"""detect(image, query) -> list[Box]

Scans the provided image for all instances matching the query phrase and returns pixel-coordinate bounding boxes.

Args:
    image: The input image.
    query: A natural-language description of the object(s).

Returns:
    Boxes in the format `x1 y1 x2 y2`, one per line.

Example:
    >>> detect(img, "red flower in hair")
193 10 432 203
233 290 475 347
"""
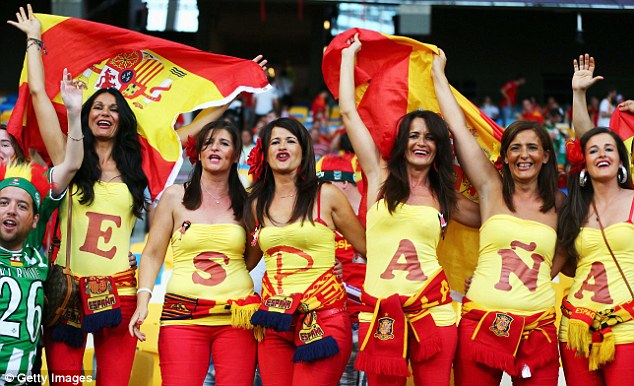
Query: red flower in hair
185 135 197 164
247 138 264 181
566 138 585 173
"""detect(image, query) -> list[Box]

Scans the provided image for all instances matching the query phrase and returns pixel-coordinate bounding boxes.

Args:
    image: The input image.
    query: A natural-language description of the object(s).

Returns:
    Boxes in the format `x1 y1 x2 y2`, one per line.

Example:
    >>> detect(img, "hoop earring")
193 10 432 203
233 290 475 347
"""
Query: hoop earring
579 169 588 187
433 161 439 173
618 165 628 184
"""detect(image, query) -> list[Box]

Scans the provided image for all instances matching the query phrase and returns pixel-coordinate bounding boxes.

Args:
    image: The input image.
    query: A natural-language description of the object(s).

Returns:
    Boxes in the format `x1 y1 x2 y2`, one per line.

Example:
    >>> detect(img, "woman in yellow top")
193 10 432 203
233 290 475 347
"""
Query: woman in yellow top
339 35 479 386
245 117 365 386
556 54 634 386
432 50 565 386
129 121 260 386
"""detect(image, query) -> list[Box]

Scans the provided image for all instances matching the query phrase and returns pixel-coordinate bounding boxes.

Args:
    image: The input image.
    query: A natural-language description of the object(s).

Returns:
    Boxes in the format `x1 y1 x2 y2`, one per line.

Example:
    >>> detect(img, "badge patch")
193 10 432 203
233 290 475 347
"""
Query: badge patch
374 315 395 341
489 312 514 337
264 295 295 311
298 311 325 343
80 276 119 314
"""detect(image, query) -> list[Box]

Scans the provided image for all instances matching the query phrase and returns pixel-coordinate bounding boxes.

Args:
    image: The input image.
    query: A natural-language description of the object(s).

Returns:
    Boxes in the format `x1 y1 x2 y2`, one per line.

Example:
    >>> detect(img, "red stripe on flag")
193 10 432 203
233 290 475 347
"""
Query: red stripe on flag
139 135 178 198
478 105 504 141
610 109 634 142
32 17 267 97
323 29 412 158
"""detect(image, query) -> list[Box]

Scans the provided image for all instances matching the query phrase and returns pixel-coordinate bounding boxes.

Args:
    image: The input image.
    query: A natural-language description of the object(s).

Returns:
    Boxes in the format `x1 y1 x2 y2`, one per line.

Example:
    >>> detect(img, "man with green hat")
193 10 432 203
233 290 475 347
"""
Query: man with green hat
0 175 49 385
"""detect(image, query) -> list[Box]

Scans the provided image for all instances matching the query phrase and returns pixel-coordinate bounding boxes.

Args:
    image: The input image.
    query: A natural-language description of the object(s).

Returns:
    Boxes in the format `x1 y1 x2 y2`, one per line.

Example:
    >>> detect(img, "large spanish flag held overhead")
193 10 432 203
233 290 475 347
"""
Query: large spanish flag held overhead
8 14 269 200
322 28 505 294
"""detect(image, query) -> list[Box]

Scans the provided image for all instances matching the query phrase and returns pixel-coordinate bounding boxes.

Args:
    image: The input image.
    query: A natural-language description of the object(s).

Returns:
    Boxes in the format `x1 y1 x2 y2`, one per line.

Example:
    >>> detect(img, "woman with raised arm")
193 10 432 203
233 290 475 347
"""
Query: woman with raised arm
556 56 634 386
0 67 85 385
432 50 564 386
11 5 147 385
129 121 260 386
245 117 365 386
339 35 479 386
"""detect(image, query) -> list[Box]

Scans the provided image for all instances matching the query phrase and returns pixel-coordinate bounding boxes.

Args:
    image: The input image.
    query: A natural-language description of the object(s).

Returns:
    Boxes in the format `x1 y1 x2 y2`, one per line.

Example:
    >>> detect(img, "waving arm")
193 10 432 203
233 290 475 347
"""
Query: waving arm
50 69 85 196
338 34 383 204
571 54 603 137
431 49 501 215
8 5 66 165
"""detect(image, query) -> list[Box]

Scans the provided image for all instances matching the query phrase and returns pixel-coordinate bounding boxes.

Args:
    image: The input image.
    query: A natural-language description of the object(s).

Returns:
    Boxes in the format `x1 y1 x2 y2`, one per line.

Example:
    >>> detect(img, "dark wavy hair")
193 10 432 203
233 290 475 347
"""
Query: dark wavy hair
379 110 457 220
73 88 147 218
246 117 320 227
183 121 246 221
500 120 558 213
558 127 632 261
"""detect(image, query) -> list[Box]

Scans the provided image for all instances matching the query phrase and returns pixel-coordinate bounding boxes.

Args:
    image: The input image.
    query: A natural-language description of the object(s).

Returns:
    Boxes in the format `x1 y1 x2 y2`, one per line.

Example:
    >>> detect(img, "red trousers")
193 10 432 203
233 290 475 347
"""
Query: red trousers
358 321 457 386
159 324 257 386
258 310 352 386
560 342 634 386
454 317 559 386
44 295 137 386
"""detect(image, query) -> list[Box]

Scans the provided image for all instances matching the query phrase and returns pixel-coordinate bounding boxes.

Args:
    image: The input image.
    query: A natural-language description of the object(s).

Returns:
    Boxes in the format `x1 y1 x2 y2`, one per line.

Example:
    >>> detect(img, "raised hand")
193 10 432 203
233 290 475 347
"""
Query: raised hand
60 68 86 115
7 4 41 39
572 53 603 92
253 55 268 72
618 100 634 113
432 48 447 74
342 33 362 58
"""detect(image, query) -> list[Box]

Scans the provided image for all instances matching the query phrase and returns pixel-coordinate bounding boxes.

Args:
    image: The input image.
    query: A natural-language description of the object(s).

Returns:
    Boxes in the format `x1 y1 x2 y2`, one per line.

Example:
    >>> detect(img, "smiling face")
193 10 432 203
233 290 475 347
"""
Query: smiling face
405 118 436 169
267 126 302 174
0 186 38 250
88 92 120 140
504 129 549 183
585 132 621 183
199 128 236 174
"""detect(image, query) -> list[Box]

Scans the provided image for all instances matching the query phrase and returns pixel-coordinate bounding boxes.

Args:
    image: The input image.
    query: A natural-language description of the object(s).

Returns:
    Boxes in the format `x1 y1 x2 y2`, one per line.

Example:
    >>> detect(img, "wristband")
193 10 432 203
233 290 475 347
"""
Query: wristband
26 37 47 54
136 287 153 297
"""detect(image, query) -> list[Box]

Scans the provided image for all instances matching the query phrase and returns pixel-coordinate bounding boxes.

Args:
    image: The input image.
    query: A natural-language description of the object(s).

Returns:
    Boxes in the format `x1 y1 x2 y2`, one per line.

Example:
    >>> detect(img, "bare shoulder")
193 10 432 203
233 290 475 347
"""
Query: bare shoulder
320 182 345 204
158 184 185 206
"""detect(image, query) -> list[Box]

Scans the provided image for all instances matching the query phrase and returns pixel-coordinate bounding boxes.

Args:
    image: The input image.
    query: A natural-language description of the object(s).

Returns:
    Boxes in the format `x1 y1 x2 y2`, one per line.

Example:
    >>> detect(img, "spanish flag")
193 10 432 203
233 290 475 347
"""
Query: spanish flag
611 109 634 156
322 28 504 294
7 14 269 200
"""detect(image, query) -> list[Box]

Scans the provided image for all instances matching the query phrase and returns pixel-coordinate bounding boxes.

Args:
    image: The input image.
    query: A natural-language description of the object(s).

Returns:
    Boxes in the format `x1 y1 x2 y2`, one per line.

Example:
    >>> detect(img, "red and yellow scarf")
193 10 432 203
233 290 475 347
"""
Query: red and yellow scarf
356 270 451 377
251 267 347 362
161 292 262 338
461 300 557 376
562 296 634 370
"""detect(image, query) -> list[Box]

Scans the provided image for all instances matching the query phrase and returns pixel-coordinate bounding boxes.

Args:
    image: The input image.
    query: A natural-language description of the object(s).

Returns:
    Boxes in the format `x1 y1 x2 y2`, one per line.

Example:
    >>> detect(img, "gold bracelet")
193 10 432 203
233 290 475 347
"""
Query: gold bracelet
68 134 84 141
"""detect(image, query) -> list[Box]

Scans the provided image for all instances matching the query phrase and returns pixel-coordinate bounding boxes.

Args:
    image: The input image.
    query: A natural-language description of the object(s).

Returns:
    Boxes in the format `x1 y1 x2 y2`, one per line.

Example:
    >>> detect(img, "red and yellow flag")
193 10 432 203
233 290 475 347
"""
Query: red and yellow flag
322 28 505 293
8 14 269 200
610 109 634 156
